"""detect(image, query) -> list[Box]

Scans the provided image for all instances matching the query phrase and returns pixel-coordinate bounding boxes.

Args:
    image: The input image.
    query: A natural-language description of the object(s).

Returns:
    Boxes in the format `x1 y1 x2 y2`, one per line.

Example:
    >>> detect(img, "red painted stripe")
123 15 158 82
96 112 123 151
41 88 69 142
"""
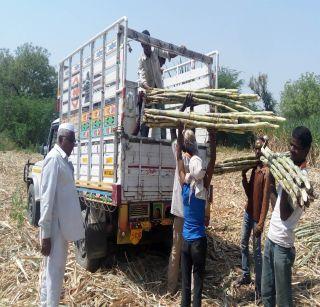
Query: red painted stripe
128 165 175 170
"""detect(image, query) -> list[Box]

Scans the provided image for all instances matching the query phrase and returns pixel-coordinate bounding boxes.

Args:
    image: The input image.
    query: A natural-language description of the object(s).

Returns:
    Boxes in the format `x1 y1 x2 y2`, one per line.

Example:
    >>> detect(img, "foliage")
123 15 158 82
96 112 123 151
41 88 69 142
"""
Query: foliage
217 67 252 147
249 73 276 112
0 43 57 98
0 95 56 148
218 66 244 89
0 43 57 149
280 72 320 119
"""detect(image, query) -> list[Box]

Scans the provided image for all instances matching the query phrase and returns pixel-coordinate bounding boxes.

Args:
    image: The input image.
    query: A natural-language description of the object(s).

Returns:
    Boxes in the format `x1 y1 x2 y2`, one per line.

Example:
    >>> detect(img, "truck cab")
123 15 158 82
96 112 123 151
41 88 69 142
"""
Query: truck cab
24 17 218 272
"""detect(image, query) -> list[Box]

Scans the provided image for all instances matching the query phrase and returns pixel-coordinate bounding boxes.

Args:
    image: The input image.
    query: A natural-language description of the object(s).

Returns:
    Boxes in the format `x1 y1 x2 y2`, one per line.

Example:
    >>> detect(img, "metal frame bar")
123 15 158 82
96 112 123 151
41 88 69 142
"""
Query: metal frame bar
67 57 72 119
162 50 219 89
127 28 213 65
87 41 95 181
112 24 123 184
76 50 83 180
59 63 63 122
99 33 107 183
59 16 128 65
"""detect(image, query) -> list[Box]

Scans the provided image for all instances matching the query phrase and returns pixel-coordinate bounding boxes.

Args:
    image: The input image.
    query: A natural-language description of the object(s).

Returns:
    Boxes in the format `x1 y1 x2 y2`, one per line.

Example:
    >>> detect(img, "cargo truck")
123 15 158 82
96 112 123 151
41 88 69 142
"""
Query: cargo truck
24 16 219 272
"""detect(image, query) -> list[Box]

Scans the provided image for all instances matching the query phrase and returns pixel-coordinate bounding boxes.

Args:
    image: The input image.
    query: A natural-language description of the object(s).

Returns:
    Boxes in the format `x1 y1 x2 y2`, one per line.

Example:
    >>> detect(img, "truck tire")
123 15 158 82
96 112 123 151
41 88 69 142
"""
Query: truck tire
74 239 100 273
27 184 40 227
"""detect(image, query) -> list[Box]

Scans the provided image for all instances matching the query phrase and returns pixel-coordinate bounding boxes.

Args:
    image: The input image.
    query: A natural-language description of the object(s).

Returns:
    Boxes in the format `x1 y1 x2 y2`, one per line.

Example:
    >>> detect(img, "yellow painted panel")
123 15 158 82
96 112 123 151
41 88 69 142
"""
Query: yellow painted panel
104 157 113 164
81 157 88 164
103 169 114 178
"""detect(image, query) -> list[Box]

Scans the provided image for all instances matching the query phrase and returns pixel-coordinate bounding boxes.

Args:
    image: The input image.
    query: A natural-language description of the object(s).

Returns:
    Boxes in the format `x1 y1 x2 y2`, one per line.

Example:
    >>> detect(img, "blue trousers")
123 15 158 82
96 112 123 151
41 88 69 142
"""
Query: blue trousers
262 238 296 307
240 211 262 293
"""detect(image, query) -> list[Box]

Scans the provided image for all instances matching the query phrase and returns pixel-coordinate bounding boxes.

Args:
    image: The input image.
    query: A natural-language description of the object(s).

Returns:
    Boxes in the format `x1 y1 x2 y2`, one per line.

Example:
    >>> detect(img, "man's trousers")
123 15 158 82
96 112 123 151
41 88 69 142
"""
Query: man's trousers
40 220 68 307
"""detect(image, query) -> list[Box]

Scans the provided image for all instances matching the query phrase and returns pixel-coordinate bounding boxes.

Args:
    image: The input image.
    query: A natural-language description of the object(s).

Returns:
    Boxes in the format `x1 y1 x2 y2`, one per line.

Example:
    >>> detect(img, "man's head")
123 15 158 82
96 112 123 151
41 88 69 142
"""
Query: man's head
290 126 312 164
183 129 198 156
141 29 152 57
254 136 265 159
57 123 76 157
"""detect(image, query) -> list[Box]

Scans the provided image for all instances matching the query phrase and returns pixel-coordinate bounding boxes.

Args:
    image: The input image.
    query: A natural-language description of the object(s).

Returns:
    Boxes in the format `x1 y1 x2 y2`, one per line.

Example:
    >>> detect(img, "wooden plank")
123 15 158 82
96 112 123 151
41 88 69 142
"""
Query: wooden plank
127 28 213 65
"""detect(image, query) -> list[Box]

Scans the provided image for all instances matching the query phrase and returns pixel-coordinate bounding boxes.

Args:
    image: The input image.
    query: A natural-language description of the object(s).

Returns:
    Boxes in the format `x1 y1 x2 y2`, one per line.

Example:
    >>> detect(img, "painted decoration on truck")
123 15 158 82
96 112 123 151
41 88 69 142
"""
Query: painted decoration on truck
80 112 90 139
91 109 102 138
81 70 91 106
71 74 80 111
103 104 116 136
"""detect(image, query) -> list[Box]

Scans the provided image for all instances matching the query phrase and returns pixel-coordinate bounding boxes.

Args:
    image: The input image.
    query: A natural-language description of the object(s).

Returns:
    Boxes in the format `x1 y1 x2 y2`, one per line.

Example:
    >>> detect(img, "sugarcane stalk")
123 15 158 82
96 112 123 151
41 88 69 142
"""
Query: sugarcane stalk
215 159 258 168
147 92 255 111
261 156 298 205
205 112 285 123
143 114 279 131
277 156 303 186
282 156 311 190
145 109 237 124
213 164 256 175
147 88 259 102
220 155 257 163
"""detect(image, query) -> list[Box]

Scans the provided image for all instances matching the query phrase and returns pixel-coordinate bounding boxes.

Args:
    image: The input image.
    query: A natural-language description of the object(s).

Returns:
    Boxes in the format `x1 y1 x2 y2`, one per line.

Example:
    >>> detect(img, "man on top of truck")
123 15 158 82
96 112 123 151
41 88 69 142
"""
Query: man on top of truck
134 29 177 139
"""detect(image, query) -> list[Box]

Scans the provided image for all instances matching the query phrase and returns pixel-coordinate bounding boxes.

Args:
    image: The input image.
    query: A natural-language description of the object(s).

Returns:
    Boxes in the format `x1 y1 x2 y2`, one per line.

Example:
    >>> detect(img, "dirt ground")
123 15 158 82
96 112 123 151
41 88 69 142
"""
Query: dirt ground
0 149 319 306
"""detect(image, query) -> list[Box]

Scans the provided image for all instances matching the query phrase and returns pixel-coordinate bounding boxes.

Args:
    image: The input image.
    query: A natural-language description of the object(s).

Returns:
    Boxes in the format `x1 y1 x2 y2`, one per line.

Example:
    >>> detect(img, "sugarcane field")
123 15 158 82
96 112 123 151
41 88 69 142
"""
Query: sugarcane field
1 2 320 307
1 146 320 306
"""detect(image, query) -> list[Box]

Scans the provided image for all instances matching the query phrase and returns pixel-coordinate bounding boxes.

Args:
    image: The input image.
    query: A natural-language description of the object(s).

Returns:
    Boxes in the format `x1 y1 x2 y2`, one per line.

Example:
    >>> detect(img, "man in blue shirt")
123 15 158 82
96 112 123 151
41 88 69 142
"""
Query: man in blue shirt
176 122 216 307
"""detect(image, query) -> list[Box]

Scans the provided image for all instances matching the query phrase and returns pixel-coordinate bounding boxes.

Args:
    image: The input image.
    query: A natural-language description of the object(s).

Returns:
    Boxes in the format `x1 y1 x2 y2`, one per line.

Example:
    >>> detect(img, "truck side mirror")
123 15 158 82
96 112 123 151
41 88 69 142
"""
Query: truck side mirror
40 144 48 156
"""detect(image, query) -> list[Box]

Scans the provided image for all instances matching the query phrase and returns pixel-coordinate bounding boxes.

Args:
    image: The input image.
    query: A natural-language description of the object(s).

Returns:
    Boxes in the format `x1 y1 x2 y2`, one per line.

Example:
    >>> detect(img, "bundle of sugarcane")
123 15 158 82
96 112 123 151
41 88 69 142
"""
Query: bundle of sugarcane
260 146 315 208
295 221 320 266
143 109 284 134
146 88 259 112
214 155 258 175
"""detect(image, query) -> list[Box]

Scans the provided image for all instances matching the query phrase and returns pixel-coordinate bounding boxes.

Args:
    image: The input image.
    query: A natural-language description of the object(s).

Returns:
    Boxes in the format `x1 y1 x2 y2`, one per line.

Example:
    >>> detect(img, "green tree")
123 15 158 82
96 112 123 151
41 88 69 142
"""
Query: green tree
0 49 15 96
280 72 320 119
249 73 276 112
217 67 253 148
0 43 56 98
0 43 57 149
218 66 244 89
0 96 56 148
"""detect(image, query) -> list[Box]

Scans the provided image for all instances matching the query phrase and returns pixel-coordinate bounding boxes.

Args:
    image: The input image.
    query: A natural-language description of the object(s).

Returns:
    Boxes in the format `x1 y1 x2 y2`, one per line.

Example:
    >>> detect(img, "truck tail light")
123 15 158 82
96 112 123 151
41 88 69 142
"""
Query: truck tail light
118 204 128 233
112 183 121 206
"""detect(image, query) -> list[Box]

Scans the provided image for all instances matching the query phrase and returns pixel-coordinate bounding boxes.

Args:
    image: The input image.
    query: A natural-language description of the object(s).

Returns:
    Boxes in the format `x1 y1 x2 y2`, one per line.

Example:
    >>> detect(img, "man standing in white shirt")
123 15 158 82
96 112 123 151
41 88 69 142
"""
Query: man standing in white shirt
261 126 313 307
39 123 85 307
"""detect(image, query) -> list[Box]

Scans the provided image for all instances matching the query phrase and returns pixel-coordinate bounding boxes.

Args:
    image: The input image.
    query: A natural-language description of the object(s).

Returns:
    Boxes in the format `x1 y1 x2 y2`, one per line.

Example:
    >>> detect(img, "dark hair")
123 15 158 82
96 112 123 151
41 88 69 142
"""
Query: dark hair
292 126 313 149
142 30 150 36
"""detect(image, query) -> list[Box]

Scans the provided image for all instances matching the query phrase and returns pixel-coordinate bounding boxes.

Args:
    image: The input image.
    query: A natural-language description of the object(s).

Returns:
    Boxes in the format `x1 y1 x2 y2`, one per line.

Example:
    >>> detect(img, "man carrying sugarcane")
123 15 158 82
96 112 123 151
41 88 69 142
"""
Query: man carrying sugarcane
134 29 178 139
261 126 313 307
176 119 216 307
167 95 209 296
236 136 271 300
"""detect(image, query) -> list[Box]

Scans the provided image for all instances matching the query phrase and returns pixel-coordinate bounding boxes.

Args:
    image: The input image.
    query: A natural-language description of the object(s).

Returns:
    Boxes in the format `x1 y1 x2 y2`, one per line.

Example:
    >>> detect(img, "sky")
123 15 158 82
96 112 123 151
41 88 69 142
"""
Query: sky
0 0 319 101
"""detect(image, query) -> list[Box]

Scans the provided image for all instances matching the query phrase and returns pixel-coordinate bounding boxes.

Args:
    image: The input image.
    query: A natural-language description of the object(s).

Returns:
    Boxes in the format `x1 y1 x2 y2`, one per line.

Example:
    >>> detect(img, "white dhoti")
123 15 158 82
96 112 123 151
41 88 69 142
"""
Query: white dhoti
40 219 68 307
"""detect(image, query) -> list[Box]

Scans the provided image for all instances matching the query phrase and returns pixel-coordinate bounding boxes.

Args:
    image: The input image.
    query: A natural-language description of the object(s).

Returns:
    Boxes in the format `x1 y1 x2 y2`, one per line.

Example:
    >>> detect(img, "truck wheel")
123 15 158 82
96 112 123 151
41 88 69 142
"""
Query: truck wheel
27 184 40 227
74 239 100 273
